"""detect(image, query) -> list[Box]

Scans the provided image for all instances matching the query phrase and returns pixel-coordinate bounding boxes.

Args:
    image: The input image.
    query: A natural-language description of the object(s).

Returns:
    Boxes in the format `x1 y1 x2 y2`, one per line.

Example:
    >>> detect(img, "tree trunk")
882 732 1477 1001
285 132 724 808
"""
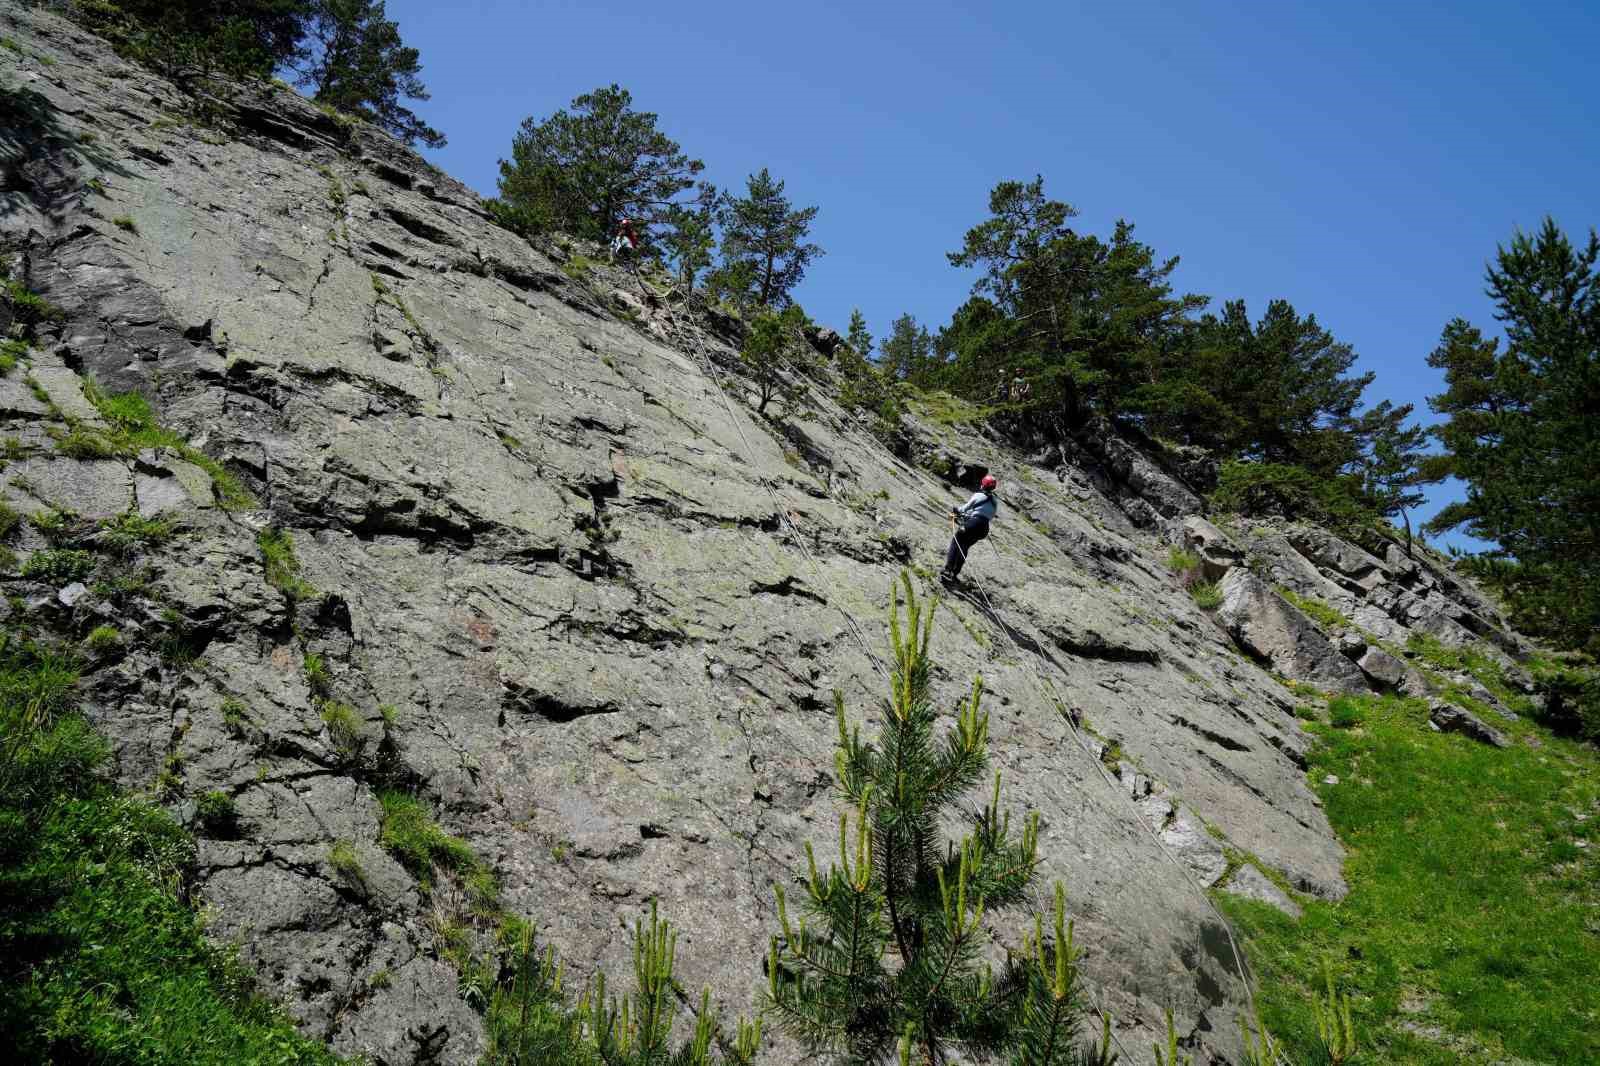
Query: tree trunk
1402 509 1414 558
760 250 776 306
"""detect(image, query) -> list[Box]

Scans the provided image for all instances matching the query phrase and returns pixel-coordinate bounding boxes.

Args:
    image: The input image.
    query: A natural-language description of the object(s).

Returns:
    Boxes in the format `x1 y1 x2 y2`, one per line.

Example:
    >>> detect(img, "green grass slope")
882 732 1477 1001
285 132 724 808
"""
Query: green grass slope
1220 688 1599 1065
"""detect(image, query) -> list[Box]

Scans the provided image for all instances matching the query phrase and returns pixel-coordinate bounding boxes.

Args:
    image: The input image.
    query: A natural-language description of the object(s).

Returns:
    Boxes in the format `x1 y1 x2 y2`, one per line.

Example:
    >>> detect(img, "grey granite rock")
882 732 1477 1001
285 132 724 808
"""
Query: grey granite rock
1427 701 1509 748
1181 515 1244 580
1216 571 1369 694
1220 864 1301 919
1356 647 1409 692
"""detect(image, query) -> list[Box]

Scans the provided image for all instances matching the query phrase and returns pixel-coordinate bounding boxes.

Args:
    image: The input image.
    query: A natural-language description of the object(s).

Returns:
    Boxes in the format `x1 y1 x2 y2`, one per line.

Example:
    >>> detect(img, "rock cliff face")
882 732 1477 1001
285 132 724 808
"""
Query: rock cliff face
0 8 1534 1064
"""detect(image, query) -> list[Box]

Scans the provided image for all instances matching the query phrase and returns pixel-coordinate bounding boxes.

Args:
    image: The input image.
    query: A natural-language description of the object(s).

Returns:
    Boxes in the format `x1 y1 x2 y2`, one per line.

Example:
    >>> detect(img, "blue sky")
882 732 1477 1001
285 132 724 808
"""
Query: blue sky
386 0 1597 549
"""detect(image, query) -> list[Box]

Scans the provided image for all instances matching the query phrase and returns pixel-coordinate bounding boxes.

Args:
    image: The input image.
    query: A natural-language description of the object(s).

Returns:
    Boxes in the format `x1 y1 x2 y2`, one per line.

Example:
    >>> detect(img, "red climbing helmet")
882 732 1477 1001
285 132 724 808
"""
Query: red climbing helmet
980 474 998 490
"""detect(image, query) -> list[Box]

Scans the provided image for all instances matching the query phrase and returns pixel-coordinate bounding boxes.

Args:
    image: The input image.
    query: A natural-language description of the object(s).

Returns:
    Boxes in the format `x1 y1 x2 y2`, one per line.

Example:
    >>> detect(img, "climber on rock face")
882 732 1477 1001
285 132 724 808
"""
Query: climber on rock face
941 474 999 586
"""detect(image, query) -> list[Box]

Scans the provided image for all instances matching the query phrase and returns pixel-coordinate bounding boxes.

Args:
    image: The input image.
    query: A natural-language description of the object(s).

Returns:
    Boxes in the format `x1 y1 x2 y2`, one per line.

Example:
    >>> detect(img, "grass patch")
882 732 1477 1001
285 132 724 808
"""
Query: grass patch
903 386 989 426
1190 580 1222 610
219 697 250 737
0 338 26 374
1327 694 1364 729
1219 692 1600 1064
29 508 79 546
559 253 596 280
1404 631 1585 737
21 548 93 585
376 791 476 892
99 511 174 555
1167 547 1200 573
79 381 254 509
257 527 314 600
328 840 366 892
83 625 120 652
302 651 331 698
53 424 119 459
194 790 239 837
3 280 65 337
319 700 364 764
1279 586 1354 631
111 215 137 233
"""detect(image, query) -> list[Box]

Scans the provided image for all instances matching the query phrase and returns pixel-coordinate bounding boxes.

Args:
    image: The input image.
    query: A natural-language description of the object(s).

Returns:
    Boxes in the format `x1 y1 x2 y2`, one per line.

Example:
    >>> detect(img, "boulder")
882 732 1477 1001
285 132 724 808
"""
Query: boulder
1287 526 1389 584
1427 701 1509 748
1216 570 1369 694
1220 864 1301 919
1356 647 1409 691
1181 515 1245 580
804 324 843 356
1335 631 1367 659
1081 417 1202 522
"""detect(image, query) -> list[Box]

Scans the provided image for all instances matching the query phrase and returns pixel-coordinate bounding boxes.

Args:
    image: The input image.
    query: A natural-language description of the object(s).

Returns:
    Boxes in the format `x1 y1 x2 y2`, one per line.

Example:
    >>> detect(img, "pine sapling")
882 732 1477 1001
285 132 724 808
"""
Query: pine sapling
1153 1007 1191 1065
765 573 1101 1065
581 899 760 1066
1314 960 1357 1064
1239 1001 1286 1066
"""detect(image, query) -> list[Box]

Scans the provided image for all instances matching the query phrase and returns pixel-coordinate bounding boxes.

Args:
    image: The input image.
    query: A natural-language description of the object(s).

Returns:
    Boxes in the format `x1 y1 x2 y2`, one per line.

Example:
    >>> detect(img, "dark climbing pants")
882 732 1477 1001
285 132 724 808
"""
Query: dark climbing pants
943 517 990 578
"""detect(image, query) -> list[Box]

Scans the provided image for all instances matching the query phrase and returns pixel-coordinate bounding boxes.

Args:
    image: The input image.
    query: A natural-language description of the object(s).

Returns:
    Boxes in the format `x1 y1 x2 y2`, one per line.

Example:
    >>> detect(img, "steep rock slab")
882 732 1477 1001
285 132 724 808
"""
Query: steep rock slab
0 7 1407 1061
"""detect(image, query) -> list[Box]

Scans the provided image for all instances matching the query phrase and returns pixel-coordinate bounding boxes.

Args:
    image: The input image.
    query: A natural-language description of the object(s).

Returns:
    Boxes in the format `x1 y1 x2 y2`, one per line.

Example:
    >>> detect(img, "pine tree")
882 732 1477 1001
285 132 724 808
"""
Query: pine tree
946 179 1202 419
662 184 719 290
717 169 822 308
583 902 762 1066
295 0 444 147
946 177 1078 312
879 313 933 382
846 309 874 360
765 576 1105 1065
837 310 899 429
740 305 810 416
1174 299 1374 475
75 0 310 78
1424 219 1600 654
497 85 704 242
1357 400 1434 555
484 905 761 1066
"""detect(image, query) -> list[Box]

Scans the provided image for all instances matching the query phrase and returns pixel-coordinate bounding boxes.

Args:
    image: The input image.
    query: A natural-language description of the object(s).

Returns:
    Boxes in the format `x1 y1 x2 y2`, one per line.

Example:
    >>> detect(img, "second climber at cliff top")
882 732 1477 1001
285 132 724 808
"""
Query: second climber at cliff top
941 474 999 587
609 216 637 260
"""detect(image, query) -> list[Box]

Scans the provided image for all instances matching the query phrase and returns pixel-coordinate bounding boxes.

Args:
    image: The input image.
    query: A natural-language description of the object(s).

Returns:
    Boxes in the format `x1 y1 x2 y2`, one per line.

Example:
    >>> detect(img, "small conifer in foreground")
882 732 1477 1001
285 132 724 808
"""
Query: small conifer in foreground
765 574 1109 1065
